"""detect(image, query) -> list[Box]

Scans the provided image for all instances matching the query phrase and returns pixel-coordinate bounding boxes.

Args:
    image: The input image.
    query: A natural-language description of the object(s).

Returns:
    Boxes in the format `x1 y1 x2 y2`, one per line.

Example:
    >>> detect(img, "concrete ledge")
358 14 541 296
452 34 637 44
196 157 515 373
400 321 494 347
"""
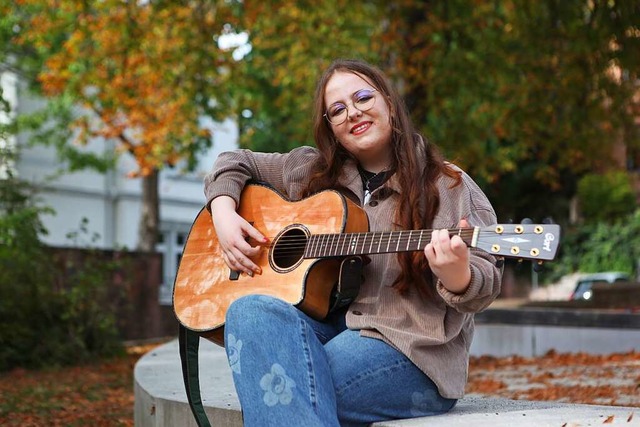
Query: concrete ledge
134 339 640 427
475 307 640 329
471 308 640 357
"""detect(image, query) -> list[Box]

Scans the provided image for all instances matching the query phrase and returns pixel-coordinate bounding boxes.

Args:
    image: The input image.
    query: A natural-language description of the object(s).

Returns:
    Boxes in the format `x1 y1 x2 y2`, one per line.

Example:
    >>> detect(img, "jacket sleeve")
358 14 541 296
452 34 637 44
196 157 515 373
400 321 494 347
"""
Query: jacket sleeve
433 169 503 313
203 146 320 209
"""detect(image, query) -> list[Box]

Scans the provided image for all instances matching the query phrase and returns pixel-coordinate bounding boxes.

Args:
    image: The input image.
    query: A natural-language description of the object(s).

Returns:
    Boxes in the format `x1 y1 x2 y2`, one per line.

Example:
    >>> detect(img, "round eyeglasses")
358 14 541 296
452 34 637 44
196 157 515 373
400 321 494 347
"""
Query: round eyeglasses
324 89 378 125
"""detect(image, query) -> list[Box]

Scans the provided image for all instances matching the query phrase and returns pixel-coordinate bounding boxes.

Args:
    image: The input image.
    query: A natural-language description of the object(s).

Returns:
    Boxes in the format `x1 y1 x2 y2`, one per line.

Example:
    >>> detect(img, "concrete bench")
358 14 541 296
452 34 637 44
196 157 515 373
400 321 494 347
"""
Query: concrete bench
134 338 640 427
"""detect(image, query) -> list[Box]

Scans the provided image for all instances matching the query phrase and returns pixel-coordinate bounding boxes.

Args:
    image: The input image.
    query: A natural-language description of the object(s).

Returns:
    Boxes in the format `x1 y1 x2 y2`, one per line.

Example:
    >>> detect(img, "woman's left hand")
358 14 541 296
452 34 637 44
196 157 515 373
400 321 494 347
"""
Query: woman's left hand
424 218 471 294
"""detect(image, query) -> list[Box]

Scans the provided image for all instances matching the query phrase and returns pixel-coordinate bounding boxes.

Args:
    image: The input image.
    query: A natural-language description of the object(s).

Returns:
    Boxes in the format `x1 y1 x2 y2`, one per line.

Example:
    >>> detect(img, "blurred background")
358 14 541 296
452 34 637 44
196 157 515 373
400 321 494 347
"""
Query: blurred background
1 0 639 370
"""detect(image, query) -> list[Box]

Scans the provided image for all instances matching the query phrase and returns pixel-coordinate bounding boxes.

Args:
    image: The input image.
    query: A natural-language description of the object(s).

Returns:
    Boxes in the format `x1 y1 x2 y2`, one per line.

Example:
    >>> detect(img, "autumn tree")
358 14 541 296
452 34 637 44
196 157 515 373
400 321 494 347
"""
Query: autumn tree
380 0 640 222
9 0 240 251
234 0 639 223
5 0 639 235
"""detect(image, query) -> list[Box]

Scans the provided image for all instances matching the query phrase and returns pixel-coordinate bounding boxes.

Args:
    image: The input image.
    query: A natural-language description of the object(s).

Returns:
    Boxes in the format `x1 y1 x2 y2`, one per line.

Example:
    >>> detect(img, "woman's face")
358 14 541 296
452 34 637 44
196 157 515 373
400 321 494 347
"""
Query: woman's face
324 71 393 172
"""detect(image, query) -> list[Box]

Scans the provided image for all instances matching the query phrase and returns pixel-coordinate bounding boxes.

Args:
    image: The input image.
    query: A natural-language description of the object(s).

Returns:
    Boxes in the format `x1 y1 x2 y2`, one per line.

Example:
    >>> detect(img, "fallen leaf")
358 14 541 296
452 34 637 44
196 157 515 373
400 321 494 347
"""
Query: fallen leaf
603 415 615 423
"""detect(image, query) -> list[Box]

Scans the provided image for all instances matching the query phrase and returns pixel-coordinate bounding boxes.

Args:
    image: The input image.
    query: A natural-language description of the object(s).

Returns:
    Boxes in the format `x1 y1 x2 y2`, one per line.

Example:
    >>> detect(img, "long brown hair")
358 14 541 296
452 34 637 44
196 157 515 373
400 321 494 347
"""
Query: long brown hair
305 59 461 293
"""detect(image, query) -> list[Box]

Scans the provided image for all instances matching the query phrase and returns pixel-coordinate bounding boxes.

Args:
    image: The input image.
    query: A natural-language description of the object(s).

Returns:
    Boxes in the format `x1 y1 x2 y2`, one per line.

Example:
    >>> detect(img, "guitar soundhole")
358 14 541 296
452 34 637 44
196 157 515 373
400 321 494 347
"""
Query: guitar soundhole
271 226 308 272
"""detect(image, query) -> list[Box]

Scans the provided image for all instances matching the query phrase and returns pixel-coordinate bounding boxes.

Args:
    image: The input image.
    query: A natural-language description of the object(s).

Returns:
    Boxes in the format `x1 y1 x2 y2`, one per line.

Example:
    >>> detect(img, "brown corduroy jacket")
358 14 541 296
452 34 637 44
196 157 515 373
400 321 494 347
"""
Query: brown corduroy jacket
204 145 503 399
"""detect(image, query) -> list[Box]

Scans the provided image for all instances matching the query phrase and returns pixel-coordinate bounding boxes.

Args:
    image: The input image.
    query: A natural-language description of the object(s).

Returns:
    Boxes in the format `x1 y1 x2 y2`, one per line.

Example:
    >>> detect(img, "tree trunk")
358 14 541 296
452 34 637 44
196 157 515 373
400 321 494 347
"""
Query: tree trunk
137 168 159 252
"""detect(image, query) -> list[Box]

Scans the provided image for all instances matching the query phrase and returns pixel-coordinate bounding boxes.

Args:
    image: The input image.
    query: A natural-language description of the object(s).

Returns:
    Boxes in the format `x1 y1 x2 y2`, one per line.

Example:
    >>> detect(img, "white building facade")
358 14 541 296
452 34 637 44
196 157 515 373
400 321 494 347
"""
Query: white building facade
2 72 238 304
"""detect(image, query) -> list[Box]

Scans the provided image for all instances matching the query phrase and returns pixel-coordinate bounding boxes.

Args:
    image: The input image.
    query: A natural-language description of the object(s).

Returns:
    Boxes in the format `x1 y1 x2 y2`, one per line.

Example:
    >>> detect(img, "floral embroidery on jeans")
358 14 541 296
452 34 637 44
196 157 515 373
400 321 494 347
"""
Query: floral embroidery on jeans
259 363 296 407
227 333 243 374
410 389 445 416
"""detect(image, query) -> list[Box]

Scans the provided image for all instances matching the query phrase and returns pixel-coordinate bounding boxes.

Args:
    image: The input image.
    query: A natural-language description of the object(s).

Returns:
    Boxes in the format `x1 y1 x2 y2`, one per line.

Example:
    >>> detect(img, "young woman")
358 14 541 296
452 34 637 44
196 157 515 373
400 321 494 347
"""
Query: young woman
204 59 502 426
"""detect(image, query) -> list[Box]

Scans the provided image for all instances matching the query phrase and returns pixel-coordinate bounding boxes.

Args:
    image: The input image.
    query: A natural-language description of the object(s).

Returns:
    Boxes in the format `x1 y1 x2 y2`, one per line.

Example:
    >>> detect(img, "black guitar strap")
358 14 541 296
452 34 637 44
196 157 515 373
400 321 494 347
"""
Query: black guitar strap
329 256 364 313
178 324 212 427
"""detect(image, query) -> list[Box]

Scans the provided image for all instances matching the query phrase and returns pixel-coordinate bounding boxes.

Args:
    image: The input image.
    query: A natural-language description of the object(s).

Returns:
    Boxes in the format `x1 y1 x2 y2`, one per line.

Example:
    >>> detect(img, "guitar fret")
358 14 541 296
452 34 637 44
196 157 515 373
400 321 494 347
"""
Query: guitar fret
316 235 323 257
307 235 316 257
315 235 322 257
377 232 383 253
417 230 423 250
321 234 329 257
385 232 392 253
395 232 401 252
322 234 329 257
310 234 317 257
313 234 321 257
406 231 412 251
340 234 347 256
361 233 368 254
328 233 336 257
318 235 325 257
331 234 337 256
369 232 375 253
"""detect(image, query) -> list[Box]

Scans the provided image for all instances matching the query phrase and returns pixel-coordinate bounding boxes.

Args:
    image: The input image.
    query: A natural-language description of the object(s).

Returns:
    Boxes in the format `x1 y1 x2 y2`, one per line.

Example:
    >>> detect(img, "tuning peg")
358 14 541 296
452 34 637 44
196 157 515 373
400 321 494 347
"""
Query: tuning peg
533 261 545 273
542 217 555 224
521 217 533 224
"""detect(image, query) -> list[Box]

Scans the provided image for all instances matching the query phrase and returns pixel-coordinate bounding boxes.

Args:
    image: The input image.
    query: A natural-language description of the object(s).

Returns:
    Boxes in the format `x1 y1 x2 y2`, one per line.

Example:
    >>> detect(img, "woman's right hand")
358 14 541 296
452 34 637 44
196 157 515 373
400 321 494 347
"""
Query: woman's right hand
210 195 267 276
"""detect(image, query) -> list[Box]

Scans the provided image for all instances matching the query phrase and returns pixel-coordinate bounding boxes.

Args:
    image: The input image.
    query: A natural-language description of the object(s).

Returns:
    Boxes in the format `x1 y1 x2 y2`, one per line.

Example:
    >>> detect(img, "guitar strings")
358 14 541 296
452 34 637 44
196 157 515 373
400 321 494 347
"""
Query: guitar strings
252 228 537 256
253 229 479 255
259 230 477 246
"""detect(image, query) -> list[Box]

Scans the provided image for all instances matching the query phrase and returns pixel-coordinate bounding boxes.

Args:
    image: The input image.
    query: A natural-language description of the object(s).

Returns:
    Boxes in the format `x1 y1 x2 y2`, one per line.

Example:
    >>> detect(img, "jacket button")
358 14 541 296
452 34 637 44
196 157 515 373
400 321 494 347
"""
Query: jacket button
352 310 363 315
369 201 378 207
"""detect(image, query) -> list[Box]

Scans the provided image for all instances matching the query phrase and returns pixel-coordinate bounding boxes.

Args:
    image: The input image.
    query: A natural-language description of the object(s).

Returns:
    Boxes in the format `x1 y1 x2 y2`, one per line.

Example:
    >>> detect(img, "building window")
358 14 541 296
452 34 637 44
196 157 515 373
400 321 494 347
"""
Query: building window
157 224 190 305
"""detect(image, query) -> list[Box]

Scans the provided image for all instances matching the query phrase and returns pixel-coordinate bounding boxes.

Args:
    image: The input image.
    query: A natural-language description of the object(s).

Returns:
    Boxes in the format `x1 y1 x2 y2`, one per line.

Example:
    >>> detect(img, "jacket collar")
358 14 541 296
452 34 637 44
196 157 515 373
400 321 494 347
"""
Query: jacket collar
338 157 401 202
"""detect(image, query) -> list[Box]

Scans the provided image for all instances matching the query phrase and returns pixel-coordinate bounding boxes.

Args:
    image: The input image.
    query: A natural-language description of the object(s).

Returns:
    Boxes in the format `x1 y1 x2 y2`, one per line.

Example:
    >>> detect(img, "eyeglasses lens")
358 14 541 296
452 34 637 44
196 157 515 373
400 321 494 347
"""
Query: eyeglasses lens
326 89 377 125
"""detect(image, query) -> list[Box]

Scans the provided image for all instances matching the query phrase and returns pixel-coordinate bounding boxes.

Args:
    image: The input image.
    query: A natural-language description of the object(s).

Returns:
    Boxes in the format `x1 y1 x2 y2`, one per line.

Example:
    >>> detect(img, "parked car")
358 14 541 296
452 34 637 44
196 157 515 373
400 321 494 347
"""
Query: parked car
570 272 632 301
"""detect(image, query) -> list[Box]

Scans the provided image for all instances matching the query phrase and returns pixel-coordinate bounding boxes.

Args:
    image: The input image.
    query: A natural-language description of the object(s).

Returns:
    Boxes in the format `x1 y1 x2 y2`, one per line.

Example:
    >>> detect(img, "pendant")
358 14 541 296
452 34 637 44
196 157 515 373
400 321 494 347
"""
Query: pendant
364 190 372 205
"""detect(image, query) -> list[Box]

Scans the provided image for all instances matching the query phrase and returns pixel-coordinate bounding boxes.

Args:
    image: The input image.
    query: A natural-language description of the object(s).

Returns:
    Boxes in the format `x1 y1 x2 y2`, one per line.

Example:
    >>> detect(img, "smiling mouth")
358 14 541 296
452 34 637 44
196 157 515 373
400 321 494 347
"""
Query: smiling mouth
351 122 372 134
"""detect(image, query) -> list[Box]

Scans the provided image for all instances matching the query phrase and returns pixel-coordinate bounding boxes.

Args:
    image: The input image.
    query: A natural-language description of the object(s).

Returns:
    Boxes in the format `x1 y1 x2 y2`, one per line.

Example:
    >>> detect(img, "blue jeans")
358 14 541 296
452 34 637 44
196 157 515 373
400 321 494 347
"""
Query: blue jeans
224 295 456 427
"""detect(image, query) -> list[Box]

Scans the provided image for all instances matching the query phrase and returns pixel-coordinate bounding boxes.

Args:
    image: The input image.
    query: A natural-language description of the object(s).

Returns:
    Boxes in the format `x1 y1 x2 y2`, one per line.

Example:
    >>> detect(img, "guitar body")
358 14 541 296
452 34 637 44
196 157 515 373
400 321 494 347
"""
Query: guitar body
172 184 369 345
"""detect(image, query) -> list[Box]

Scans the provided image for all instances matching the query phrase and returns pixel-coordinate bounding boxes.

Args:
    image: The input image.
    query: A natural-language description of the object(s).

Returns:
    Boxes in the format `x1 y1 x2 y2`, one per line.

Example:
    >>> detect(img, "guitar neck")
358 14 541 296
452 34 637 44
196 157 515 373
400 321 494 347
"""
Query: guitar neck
304 228 478 258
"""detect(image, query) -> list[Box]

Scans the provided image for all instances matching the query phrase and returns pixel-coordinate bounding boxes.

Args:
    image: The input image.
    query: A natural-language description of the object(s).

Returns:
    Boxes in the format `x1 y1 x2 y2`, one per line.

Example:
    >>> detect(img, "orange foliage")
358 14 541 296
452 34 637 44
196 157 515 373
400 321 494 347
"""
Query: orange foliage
16 0 238 176
467 350 640 407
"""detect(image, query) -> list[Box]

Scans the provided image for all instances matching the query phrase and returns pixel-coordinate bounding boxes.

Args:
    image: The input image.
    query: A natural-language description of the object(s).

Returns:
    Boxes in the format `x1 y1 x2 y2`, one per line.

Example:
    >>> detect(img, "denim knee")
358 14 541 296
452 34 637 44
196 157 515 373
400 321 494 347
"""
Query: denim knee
225 294 291 329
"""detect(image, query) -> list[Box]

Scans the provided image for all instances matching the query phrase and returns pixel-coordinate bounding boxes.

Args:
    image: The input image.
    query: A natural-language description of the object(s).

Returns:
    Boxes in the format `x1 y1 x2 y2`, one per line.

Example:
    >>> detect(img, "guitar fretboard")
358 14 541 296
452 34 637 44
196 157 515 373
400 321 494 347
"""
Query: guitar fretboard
303 228 478 258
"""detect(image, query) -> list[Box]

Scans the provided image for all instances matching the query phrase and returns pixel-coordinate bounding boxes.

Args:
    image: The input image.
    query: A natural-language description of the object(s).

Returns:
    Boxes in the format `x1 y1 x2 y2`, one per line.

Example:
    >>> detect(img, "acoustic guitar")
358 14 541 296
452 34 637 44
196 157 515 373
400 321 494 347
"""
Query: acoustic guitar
173 183 561 345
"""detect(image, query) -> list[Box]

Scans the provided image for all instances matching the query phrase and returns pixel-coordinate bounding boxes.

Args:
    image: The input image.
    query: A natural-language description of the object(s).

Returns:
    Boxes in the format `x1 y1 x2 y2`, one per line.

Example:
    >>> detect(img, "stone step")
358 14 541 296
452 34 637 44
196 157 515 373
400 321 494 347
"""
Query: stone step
134 339 640 427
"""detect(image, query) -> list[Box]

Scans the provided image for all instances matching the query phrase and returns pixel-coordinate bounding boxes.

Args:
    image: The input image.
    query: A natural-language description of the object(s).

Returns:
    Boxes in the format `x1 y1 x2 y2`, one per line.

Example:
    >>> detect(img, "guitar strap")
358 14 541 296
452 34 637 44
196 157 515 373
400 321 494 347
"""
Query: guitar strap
178 324 212 427
329 256 364 313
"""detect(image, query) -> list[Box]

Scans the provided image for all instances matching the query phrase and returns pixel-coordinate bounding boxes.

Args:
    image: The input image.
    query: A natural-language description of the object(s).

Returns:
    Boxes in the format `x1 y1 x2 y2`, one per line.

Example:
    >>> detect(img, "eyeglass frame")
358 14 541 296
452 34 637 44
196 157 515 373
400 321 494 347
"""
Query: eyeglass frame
323 88 378 125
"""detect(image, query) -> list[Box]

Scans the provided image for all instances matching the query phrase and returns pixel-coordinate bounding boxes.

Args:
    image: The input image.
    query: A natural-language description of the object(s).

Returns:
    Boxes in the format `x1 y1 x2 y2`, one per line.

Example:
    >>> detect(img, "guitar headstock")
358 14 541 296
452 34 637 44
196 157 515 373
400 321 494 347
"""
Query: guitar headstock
475 223 561 261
